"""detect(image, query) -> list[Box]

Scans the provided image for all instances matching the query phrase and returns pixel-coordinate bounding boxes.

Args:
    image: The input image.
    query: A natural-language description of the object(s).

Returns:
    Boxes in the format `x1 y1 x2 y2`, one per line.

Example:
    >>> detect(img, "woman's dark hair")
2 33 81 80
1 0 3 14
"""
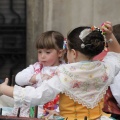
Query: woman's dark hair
36 31 64 50
67 26 105 58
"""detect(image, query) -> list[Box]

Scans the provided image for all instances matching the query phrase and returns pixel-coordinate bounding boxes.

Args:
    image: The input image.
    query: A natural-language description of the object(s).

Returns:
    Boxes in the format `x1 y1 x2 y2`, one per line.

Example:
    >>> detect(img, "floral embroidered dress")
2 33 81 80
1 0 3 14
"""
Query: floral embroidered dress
11 62 62 117
13 52 120 119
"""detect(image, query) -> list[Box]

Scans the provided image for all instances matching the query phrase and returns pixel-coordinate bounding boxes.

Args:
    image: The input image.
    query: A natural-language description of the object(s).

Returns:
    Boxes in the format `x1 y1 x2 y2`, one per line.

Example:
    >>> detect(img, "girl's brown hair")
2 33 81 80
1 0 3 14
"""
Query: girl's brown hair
36 31 64 50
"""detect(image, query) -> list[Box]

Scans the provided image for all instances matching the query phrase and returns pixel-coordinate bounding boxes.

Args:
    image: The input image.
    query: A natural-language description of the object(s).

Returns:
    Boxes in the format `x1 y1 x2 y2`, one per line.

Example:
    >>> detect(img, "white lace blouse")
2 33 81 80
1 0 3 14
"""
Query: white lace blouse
13 52 120 109
15 62 59 87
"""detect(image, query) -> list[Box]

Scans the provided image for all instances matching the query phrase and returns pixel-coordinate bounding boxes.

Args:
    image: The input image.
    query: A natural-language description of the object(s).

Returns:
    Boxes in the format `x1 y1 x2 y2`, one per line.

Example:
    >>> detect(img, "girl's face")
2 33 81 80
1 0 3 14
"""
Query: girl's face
37 49 62 66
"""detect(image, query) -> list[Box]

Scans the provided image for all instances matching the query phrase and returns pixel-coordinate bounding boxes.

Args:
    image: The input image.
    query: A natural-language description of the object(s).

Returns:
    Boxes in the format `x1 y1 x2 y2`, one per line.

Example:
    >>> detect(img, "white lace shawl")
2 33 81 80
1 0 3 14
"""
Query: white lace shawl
57 61 113 108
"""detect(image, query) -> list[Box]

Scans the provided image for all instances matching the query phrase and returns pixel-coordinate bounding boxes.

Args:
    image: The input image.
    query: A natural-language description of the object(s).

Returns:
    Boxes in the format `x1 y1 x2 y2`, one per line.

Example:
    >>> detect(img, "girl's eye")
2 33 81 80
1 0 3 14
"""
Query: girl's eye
38 51 42 53
46 51 50 54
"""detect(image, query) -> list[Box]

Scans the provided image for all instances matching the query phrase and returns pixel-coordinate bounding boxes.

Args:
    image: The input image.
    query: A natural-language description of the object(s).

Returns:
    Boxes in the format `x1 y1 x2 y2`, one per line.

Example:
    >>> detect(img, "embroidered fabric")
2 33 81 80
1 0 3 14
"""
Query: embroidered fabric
13 52 120 113
57 61 114 109
13 61 66 117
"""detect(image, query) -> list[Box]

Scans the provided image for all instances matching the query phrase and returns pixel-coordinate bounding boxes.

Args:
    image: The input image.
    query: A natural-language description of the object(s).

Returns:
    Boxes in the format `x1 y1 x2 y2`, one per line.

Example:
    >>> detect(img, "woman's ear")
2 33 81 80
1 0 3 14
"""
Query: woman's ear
71 49 77 59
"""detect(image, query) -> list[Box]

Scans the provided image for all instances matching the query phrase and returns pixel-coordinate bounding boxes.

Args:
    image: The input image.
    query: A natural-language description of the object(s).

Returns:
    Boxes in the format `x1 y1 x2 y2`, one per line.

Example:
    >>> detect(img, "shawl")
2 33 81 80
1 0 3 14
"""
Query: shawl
57 61 113 108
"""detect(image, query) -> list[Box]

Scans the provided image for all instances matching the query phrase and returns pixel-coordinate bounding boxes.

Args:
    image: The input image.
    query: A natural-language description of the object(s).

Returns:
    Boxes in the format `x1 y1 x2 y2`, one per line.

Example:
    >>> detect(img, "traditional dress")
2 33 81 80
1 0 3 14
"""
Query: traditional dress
11 62 64 117
110 71 120 108
13 52 120 120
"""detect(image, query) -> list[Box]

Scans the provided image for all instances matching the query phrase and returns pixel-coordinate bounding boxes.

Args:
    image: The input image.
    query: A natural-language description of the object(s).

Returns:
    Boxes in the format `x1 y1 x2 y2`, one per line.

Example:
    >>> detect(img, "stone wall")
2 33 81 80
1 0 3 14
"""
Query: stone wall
27 0 120 65
26 0 43 65
43 0 120 36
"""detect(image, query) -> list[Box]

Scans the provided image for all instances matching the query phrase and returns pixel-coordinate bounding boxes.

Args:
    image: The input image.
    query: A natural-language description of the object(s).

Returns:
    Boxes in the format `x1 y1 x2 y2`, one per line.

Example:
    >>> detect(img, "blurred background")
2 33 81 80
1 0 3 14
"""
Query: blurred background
0 0 120 85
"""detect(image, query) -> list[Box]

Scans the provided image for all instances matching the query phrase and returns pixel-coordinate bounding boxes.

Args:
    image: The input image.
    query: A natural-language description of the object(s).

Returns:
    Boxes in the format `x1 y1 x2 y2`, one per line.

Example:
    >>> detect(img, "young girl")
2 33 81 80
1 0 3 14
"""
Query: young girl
1 21 120 120
1 30 66 118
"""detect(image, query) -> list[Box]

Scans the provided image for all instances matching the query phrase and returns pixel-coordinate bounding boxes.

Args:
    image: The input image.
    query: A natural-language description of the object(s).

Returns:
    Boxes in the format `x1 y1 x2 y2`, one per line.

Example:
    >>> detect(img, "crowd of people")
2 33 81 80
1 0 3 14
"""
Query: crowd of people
0 21 120 120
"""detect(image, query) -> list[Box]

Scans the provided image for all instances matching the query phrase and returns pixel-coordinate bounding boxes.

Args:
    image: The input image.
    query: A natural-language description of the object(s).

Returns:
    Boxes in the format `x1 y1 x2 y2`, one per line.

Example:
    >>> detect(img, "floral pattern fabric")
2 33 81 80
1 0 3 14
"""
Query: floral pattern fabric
57 56 119 108
13 52 120 110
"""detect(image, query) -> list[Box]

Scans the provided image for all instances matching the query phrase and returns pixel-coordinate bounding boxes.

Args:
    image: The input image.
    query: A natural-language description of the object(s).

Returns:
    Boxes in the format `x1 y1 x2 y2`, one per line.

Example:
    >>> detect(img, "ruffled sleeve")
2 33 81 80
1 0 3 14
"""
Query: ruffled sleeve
103 52 120 106
13 75 63 107
15 62 40 86
103 52 120 79
106 52 120 106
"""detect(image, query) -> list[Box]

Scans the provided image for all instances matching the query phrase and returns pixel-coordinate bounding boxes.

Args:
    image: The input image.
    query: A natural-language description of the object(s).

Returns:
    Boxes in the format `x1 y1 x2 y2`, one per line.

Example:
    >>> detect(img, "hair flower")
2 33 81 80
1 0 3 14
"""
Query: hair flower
79 29 91 42
63 40 67 49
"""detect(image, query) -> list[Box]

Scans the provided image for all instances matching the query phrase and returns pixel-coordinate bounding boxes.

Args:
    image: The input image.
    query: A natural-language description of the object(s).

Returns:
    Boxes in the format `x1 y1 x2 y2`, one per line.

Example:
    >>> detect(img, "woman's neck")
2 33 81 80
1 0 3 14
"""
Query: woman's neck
75 52 92 62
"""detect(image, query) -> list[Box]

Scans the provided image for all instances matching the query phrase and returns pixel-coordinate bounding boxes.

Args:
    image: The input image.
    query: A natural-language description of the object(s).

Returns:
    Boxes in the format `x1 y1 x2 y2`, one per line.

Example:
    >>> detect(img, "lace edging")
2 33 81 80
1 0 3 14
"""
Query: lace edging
61 80 112 109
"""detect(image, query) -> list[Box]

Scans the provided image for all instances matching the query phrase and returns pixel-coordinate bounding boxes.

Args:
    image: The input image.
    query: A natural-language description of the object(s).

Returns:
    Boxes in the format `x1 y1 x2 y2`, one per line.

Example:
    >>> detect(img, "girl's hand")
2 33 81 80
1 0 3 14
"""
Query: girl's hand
41 74 52 81
0 78 9 95
30 74 37 84
101 21 113 40
44 109 59 119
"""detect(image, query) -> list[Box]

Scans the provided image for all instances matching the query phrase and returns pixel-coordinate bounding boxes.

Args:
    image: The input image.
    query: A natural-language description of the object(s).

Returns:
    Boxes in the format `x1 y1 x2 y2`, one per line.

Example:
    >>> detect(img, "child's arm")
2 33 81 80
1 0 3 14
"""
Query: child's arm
101 21 120 53
29 74 38 84
30 73 52 85
15 65 35 86
15 62 44 86
0 75 62 106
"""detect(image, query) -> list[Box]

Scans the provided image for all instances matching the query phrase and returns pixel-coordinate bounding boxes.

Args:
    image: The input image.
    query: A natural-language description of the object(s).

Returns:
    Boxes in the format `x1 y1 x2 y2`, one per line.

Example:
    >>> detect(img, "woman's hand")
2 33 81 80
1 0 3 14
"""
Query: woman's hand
101 21 113 40
0 78 9 95
101 21 120 53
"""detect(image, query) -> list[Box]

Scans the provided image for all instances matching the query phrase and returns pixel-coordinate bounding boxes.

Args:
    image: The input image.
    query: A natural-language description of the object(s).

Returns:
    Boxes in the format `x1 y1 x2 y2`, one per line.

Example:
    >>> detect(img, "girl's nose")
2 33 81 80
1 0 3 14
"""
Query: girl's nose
41 53 45 58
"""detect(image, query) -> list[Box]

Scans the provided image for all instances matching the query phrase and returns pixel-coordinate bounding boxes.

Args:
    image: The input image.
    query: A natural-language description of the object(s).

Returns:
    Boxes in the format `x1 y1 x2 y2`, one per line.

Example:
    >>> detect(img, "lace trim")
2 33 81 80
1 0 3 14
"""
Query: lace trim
61 78 113 109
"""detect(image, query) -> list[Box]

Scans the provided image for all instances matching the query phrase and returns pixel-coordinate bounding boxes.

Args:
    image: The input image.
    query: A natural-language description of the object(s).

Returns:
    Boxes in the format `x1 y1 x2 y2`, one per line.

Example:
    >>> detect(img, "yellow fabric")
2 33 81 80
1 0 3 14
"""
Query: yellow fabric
59 93 110 120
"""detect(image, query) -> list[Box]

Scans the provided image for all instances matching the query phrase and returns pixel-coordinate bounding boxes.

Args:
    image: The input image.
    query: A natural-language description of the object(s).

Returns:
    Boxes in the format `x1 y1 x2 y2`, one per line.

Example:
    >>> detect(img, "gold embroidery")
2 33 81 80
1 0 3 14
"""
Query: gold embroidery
74 101 77 120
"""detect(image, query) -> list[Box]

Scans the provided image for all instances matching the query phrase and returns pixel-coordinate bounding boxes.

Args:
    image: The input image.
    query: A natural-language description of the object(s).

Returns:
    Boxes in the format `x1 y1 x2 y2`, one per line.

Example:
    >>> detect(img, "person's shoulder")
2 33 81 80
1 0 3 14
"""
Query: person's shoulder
58 63 77 70
105 52 120 58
